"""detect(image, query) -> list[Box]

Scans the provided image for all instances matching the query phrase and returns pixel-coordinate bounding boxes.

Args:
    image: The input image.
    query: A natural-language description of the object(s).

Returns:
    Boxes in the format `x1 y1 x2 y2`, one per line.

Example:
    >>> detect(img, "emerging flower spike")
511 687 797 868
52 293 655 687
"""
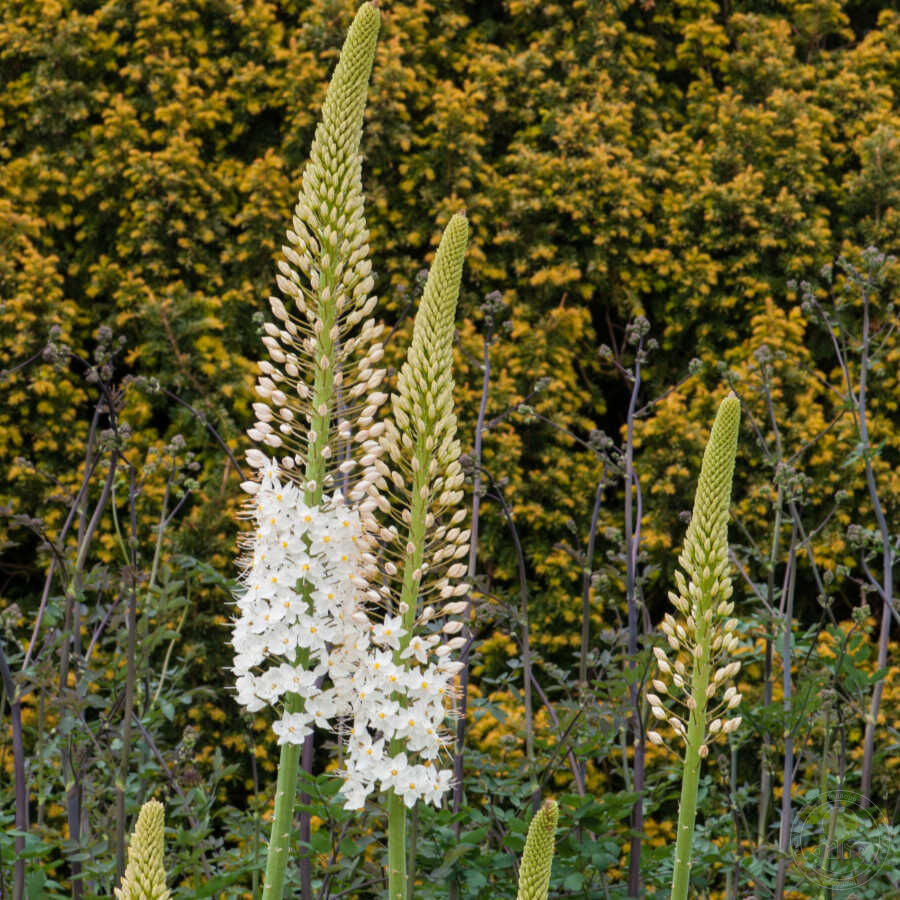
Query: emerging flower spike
649 391 743 750
653 392 741 900
114 800 171 900
245 0 385 504
341 214 470 812
516 799 559 900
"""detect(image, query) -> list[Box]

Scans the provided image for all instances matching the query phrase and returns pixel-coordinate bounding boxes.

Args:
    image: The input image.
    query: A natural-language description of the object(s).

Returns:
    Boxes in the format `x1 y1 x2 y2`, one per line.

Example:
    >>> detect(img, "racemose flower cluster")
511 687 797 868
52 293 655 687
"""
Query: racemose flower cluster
232 461 371 745
232 462 463 809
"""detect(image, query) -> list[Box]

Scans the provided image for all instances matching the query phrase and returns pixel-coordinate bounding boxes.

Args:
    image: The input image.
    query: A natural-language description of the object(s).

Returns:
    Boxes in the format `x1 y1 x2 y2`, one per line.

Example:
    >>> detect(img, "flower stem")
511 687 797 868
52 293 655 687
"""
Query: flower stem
671 731 702 900
386 451 426 900
388 786 408 900
262 692 305 900
671 571 712 899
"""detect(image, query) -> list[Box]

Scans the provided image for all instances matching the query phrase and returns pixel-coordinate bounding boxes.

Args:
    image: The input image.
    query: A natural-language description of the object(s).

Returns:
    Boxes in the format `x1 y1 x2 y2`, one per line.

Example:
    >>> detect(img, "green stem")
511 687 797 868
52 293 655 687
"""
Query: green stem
388 787 407 900
671 731 702 900
387 444 429 899
262 692 305 900
671 626 710 899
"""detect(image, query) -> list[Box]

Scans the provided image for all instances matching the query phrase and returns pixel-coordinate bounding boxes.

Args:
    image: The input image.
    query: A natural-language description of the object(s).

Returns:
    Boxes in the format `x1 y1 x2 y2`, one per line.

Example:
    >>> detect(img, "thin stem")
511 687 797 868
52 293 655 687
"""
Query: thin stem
581 476 605 689
529 671 585 795
161 388 245 481
61 448 119 900
0 638 26 900
485 474 534 763
130 714 212 880
775 539 797 898
452 312 491 832
115 467 139 882
149 602 189 710
624 338 644 898
856 286 894 807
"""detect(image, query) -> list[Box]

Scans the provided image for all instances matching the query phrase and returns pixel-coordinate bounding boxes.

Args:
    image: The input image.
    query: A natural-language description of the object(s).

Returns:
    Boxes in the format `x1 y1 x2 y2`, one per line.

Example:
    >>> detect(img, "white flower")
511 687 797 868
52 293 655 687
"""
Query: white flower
352 734 385 772
400 634 430 665
394 764 428 809
273 712 313 745
422 767 453 805
340 775 369 811
380 752 409 793
371 696 400 731
371 615 405 650
305 693 338 729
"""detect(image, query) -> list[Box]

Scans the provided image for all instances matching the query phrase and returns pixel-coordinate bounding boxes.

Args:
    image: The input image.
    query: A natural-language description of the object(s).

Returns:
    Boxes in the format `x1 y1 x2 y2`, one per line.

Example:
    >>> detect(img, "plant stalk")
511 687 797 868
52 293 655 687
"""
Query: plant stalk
670 636 710 900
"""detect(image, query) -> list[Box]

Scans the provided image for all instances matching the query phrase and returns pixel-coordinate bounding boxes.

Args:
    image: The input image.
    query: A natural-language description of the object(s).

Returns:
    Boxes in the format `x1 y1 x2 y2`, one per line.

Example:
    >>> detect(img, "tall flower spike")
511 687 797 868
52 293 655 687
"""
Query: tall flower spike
367 213 469 900
240 7 383 900
516 799 559 900
114 800 171 900
653 392 741 900
246 0 385 504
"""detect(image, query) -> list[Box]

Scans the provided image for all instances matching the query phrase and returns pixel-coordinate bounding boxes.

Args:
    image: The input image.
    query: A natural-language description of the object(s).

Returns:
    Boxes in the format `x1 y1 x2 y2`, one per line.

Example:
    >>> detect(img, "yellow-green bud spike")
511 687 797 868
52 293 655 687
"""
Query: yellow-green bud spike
314 2 380 164
516 799 559 900
394 213 469 438
668 391 741 900
251 2 382 494
388 213 469 619
682 391 741 613
114 800 171 900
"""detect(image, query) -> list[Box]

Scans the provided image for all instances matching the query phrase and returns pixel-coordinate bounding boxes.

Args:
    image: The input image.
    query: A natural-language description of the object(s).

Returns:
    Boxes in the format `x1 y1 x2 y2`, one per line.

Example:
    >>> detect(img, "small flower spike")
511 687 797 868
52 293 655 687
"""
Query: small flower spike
657 392 741 900
516 799 559 900
649 391 743 750
114 800 171 900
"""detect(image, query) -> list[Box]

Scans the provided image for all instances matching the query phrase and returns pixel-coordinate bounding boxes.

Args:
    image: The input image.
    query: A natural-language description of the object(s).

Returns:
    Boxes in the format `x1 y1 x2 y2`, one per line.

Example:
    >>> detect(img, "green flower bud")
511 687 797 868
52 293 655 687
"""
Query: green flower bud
114 800 170 900
516 799 559 900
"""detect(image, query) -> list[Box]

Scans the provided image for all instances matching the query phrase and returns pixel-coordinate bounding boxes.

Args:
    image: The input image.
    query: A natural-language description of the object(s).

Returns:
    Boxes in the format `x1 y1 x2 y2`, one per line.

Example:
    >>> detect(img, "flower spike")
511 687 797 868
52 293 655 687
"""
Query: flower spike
337 214 470 813
114 800 171 900
651 392 741 900
516 799 559 900
247 0 384 503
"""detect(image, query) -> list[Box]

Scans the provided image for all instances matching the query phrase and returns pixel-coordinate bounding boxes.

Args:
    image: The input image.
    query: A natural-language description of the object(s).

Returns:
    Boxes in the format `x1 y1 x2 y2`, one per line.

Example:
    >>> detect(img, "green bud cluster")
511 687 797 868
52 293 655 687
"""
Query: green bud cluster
516 799 559 900
647 392 743 753
368 213 472 624
114 800 170 900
